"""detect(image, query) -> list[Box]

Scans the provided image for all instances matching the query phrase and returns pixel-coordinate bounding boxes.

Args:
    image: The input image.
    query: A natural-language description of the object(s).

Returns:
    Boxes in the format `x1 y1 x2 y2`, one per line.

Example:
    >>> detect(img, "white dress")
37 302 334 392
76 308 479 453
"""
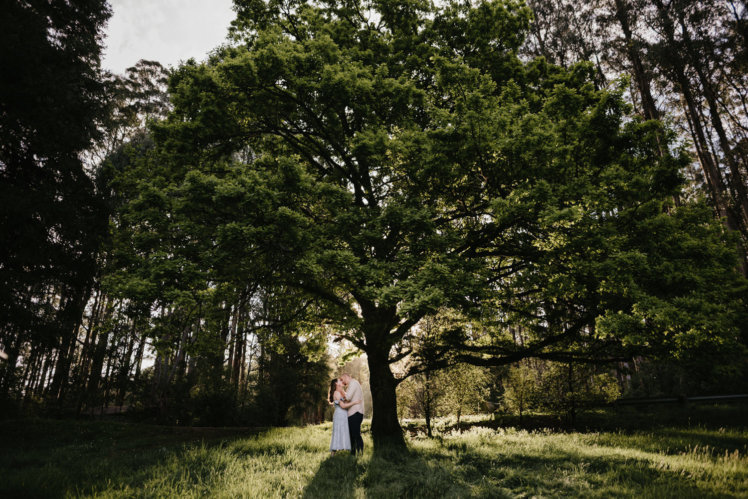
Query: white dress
330 397 351 451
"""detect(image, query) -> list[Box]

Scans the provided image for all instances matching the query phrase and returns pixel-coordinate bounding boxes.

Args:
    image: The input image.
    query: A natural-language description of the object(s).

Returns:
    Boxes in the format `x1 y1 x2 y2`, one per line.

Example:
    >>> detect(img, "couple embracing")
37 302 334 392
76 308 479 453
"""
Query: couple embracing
328 373 364 455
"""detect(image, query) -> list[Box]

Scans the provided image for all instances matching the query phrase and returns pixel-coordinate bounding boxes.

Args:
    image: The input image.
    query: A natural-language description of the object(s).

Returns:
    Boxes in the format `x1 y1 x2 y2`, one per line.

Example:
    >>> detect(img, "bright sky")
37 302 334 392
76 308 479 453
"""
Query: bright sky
101 0 236 74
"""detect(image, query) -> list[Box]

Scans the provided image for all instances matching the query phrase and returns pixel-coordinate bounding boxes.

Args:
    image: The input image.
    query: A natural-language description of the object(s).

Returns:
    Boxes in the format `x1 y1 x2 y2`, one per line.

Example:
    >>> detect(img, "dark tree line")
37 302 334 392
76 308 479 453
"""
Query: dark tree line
1 0 111 409
1 0 746 450
0 1 330 426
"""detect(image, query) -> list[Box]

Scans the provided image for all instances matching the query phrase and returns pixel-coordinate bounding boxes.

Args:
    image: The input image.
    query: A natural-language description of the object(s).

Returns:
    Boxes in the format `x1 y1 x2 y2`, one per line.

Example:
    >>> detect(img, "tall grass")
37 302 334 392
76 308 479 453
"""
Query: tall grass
2 405 747 498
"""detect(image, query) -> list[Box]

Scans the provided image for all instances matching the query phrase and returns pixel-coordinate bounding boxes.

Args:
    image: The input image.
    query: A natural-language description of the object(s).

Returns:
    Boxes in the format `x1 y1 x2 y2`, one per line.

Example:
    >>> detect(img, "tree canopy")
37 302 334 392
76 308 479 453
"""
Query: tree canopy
114 0 747 446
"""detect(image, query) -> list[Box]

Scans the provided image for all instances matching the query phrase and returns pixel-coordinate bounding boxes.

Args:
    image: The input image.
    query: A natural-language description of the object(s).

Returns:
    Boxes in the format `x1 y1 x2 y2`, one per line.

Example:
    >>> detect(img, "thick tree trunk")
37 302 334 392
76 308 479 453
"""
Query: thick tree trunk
362 307 406 449
367 349 405 448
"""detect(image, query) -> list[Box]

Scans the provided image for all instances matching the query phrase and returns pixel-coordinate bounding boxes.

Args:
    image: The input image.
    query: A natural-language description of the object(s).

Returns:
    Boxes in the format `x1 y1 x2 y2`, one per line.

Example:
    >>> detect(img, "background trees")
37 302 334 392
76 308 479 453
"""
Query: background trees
502 359 620 425
130 0 745 447
0 0 111 408
523 0 748 271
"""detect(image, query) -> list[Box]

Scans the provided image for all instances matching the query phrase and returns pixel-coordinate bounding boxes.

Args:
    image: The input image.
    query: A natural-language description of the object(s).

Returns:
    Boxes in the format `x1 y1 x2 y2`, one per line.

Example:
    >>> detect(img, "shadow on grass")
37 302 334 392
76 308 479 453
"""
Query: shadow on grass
432 443 729 497
302 434 740 498
302 452 364 499
4 414 746 498
0 419 266 498
302 445 463 499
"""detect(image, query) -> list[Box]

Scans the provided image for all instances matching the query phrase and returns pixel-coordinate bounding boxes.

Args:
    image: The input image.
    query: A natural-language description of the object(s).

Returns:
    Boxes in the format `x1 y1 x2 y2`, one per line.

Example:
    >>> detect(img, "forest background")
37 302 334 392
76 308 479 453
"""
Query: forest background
1 0 747 449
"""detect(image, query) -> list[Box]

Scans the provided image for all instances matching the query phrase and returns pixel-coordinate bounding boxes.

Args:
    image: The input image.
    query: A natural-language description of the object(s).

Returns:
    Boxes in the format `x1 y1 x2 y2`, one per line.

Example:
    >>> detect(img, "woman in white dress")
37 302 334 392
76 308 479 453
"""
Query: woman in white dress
328 378 359 454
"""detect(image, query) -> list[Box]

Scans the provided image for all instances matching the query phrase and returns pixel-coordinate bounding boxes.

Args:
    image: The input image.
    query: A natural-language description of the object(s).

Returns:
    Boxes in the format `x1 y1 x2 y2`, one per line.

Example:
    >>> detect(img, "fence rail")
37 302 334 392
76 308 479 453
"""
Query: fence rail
612 394 748 406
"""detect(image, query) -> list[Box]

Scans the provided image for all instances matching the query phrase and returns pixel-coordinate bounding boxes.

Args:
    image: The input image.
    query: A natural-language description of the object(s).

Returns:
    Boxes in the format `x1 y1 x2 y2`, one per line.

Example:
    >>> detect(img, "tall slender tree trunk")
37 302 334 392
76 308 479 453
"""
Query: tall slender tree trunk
72 289 105 413
171 322 191 383
0 332 22 398
36 348 55 397
227 303 238 380
133 328 147 383
678 15 748 232
116 320 137 406
19 345 38 397
424 372 433 438
613 0 685 207
652 0 745 273
232 302 244 388
102 350 115 409
30 348 49 396
50 296 79 404
614 0 660 123
567 361 576 427
23 346 42 404
84 298 114 409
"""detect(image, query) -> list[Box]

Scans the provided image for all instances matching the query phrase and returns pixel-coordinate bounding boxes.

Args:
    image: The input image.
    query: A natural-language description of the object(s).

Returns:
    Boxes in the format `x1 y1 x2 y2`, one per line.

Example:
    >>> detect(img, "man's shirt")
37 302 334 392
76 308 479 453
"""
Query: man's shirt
345 379 364 416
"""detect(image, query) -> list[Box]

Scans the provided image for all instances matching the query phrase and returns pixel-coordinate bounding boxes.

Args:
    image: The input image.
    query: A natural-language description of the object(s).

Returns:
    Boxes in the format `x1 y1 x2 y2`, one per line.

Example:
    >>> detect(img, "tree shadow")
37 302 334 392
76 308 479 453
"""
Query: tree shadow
4 418 745 498
301 435 739 498
0 420 269 498
302 452 363 499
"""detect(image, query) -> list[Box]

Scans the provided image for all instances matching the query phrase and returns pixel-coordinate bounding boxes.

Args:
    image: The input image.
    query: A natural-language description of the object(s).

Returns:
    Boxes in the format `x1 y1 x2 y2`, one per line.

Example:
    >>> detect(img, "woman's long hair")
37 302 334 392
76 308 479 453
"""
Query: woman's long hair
328 378 338 403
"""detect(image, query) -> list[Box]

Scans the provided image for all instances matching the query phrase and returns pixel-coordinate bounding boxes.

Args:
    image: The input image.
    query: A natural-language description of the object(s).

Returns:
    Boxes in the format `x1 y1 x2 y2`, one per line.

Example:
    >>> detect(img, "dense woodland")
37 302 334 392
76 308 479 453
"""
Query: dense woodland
1 0 747 449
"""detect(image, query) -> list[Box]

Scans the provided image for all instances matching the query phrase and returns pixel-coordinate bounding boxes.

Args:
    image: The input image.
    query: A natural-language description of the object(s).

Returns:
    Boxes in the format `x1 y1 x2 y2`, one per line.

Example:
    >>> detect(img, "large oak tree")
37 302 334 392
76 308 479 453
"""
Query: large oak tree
131 0 746 447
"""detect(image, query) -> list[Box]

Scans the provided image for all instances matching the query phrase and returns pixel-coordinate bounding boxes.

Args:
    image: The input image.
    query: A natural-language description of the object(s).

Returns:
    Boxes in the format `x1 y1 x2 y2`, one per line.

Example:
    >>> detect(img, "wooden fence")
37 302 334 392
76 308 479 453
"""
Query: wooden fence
611 394 748 406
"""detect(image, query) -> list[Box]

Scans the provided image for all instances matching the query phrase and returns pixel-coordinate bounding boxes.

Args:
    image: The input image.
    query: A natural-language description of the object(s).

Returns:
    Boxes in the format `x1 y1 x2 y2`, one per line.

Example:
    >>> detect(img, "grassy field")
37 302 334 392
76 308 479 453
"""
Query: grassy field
2 404 747 498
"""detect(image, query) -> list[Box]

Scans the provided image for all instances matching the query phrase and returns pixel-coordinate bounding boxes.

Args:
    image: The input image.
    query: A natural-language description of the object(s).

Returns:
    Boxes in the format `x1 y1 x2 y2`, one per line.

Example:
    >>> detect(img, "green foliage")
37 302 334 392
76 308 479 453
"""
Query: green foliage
397 363 491 426
397 371 446 420
622 355 748 399
502 361 536 419
503 360 621 422
99 0 748 445
439 364 491 422
188 381 240 426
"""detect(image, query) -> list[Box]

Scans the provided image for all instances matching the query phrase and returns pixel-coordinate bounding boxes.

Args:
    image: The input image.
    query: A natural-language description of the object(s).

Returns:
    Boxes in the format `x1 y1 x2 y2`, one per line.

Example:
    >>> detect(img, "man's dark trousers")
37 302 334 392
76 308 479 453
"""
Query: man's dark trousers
348 412 364 455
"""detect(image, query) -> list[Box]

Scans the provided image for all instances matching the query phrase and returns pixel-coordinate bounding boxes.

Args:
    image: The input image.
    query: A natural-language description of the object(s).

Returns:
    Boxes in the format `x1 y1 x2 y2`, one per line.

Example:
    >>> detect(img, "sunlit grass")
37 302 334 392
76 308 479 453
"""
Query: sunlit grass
2 407 747 498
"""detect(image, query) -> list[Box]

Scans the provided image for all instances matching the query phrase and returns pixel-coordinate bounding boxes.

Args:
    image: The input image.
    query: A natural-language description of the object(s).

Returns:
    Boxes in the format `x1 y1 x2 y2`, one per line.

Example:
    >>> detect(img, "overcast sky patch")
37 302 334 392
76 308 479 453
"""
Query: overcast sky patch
102 0 235 74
